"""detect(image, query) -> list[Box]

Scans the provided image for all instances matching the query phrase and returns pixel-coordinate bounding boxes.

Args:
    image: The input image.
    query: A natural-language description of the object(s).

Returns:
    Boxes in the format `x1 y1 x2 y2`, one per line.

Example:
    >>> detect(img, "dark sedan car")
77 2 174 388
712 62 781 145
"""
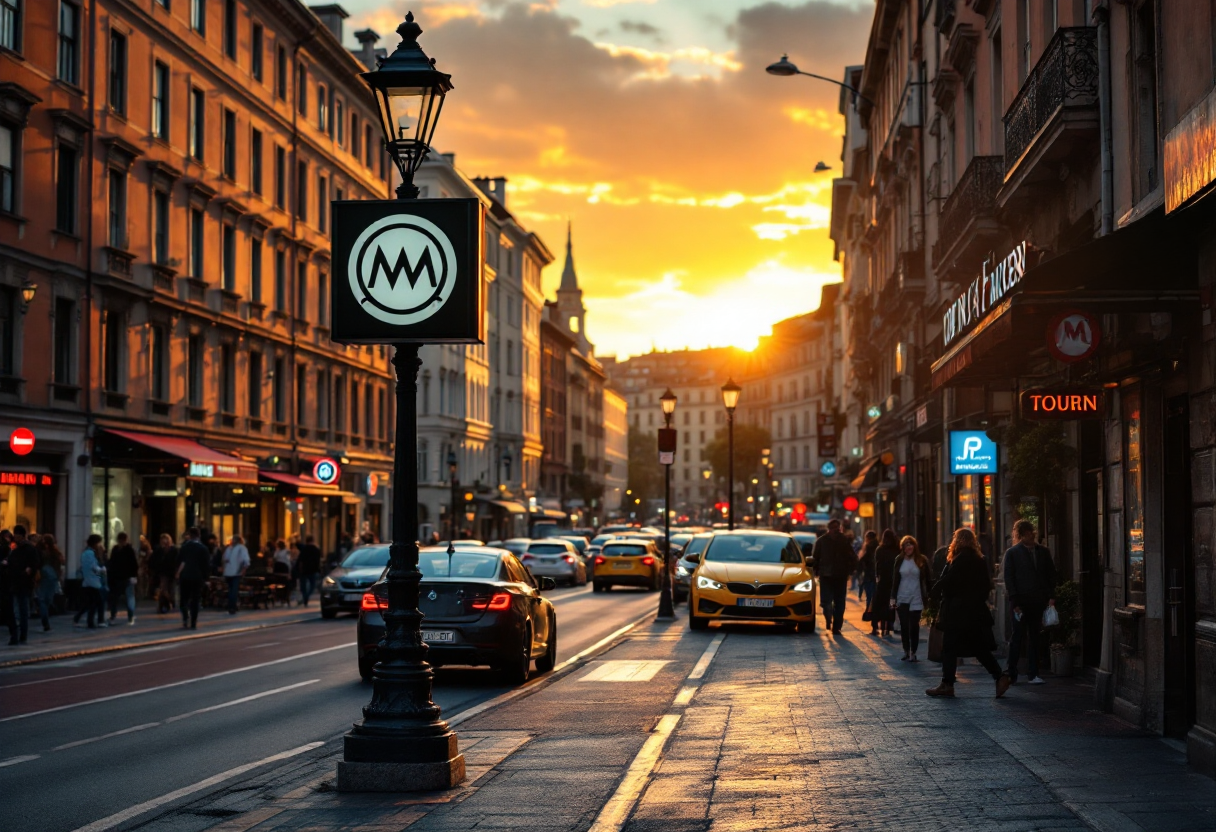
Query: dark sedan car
356 545 557 685
673 532 714 603
319 546 393 618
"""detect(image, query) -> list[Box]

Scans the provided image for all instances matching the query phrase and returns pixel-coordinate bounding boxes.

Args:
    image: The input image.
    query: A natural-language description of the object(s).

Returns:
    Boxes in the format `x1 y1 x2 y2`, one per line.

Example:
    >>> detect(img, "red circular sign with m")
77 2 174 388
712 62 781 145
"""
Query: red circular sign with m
9 427 34 456
1047 311 1101 364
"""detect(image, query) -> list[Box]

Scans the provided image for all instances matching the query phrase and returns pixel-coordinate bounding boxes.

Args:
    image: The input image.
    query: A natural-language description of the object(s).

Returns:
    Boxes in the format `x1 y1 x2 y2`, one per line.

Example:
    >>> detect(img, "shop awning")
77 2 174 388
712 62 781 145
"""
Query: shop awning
101 428 259 484
259 470 356 499
488 499 528 514
851 457 882 491
532 508 568 520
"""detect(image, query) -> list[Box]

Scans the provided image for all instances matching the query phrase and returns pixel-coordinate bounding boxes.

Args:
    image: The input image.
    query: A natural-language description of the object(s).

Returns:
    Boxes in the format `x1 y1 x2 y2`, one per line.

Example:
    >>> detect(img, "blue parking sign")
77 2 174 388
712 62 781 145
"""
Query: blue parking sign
949 430 998 474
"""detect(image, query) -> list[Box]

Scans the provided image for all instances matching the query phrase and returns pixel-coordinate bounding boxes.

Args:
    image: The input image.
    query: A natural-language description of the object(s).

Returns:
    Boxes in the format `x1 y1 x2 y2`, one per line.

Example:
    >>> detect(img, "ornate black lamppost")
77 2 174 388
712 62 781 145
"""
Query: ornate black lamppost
447 449 459 540
337 11 464 792
720 378 741 531
658 388 677 618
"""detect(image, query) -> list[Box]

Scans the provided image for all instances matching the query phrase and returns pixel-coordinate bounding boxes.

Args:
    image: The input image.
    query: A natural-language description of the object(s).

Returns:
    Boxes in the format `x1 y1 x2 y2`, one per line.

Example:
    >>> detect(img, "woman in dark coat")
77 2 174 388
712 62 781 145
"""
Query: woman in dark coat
926 528 1011 698
870 529 899 637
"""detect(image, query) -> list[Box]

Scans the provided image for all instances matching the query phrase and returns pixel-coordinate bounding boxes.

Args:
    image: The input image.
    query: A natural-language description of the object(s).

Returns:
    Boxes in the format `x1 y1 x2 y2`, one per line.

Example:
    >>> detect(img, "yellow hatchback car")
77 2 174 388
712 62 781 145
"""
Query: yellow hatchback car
592 539 662 592
688 531 817 632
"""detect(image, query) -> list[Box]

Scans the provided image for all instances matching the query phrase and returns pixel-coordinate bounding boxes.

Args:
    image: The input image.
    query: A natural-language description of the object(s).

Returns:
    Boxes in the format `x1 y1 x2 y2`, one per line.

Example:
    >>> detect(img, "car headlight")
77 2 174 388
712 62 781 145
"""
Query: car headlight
791 578 815 593
322 576 336 586
675 565 690 577
696 575 722 590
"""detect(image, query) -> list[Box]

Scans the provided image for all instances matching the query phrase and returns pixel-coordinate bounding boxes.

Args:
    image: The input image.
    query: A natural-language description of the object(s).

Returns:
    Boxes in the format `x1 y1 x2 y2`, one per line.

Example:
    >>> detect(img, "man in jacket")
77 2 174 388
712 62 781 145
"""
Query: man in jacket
221 535 250 614
811 519 858 634
6 525 39 645
297 536 323 607
176 528 211 630
1002 520 1057 684
107 532 139 625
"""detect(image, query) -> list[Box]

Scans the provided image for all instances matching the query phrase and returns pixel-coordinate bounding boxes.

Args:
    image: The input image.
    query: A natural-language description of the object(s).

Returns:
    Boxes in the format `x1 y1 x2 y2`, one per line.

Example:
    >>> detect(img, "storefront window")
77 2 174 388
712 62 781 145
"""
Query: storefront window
1124 389 1145 604
92 468 133 548
0 475 58 535
957 475 976 531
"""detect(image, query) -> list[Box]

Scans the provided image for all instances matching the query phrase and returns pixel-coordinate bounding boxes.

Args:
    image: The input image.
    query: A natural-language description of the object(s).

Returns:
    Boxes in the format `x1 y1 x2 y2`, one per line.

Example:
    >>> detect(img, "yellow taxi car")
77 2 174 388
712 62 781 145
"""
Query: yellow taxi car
592 539 662 592
687 530 817 632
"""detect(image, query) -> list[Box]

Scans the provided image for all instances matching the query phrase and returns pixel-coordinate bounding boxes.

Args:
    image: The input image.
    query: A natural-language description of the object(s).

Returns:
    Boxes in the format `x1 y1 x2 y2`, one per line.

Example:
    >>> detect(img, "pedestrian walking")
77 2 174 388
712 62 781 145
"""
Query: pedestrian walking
221 535 250 614
296 535 323 607
35 534 64 632
870 529 899 637
107 532 139 625
926 528 1011 699
857 531 877 623
73 535 107 628
5 525 39 644
890 535 932 661
150 534 179 614
810 519 859 634
176 527 210 629
930 544 949 581
1001 520 1057 685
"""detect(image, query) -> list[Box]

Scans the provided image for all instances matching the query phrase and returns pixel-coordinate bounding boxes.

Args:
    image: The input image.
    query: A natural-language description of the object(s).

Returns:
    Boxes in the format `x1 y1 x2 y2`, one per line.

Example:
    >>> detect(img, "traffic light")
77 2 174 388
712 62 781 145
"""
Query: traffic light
463 490 475 504
842 495 860 513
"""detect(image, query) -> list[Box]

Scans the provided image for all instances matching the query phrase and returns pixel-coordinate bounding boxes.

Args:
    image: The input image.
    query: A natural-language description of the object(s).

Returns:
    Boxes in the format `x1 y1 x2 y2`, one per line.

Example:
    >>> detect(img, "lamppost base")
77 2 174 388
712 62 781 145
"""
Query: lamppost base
338 722 466 791
337 757 466 792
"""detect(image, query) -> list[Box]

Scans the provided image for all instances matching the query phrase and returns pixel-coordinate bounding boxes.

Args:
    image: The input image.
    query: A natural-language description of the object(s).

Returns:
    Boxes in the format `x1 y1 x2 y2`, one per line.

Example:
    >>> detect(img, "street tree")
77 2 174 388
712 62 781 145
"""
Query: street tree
626 427 664 512
704 424 773 487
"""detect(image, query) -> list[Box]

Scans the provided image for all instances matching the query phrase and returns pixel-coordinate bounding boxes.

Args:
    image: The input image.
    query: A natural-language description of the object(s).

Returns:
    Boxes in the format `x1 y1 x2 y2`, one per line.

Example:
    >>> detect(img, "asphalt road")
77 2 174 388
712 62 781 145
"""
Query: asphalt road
0 582 662 832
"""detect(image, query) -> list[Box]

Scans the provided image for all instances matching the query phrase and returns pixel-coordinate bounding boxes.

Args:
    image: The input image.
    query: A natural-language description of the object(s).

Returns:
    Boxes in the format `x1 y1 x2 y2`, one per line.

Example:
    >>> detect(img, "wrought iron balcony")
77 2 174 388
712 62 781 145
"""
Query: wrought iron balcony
933 155 1003 269
1003 27 1099 184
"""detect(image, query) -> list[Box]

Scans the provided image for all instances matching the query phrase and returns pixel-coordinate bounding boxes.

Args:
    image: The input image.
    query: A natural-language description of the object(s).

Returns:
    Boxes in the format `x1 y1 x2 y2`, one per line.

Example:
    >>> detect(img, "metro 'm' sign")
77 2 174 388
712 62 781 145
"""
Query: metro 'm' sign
1020 388 1106 420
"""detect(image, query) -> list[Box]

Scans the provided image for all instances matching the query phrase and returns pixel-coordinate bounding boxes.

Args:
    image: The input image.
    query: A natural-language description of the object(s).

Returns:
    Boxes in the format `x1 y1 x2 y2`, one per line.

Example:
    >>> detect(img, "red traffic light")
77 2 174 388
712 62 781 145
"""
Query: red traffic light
843 495 860 512
793 502 807 514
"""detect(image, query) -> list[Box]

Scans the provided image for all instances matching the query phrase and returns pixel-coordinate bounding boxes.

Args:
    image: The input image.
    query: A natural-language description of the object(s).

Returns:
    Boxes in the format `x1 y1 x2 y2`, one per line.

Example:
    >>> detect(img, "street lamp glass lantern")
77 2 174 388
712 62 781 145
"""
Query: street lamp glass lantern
721 378 742 412
20 281 36 306
361 13 453 199
766 54 799 76
660 388 677 417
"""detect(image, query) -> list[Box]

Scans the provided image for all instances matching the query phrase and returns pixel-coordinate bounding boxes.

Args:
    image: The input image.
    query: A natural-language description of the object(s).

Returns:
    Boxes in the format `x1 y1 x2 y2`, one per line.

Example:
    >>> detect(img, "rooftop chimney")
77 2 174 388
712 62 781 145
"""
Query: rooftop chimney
473 176 508 207
309 4 349 44
353 27 379 71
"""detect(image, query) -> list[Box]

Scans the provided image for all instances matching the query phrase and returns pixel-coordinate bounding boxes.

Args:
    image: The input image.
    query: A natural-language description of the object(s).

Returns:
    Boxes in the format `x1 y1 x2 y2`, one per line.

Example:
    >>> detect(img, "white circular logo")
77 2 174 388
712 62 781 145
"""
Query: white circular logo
313 458 340 485
348 214 457 325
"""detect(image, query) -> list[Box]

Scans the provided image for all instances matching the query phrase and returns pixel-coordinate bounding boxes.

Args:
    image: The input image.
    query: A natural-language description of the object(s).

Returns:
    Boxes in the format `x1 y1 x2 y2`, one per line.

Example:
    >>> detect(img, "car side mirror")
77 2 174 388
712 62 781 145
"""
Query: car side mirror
538 576 557 591
687 553 700 564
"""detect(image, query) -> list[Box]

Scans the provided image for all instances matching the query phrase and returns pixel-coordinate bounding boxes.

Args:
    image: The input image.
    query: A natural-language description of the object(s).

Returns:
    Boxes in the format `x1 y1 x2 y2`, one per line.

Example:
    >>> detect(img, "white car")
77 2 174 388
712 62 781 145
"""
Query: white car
523 539 588 587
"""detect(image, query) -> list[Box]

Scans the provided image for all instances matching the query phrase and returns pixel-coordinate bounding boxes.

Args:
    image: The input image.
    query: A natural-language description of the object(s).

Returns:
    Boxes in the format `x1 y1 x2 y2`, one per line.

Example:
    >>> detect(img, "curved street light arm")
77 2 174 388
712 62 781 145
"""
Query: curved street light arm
794 70 876 109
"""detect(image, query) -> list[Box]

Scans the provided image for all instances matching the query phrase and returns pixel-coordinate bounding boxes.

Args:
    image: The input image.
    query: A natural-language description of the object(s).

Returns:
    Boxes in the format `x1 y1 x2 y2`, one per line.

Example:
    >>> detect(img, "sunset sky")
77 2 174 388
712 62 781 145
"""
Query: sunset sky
340 0 875 358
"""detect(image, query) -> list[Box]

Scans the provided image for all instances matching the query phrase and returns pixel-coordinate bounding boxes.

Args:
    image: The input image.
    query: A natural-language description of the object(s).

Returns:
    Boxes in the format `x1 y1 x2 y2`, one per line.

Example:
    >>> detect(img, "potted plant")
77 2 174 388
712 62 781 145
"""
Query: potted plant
1048 580 1080 677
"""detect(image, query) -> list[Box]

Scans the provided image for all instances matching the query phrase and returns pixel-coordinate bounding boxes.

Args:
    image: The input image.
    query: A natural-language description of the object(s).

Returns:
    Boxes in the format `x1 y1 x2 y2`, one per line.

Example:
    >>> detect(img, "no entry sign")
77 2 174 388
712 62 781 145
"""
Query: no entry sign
9 427 34 456
330 198 485 344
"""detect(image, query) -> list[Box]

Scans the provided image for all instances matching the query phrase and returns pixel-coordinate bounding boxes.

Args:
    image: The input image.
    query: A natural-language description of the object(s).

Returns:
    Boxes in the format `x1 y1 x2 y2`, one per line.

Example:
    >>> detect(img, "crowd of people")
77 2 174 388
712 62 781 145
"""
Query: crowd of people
809 518 1058 698
1 526 378 644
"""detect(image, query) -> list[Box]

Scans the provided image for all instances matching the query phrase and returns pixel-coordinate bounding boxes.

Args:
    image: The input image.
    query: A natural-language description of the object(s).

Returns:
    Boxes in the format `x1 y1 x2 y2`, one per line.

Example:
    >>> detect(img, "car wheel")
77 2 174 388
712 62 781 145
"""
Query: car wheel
321 606 338 620
535 616 557 673
689 610 709 630
500 623 532 686
358 655 374 682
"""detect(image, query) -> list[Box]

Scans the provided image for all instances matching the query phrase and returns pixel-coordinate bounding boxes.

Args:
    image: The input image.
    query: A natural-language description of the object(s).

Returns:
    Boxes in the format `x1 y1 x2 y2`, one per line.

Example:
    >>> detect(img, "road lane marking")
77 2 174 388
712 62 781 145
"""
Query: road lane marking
164 680 318 722
587 715 682 832
0 754 39 767
69 742 325 832
242 641 282 650
0 657 181 689
53 723 161 751
0 643 354 722
687 631 725 680
580 660 670 682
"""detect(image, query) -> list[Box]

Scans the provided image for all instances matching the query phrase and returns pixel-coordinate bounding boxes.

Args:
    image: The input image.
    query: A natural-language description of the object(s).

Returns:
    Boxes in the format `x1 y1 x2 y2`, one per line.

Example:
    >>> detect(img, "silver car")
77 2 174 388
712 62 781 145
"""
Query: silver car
523 539 588 587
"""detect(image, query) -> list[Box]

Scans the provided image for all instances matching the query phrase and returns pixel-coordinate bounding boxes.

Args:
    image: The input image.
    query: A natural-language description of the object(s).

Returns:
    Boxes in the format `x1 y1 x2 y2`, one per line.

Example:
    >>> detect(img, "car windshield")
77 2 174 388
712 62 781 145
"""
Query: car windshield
341 547 391 569
603 543 649 557
671 534 692 545
528 544 569 555
792 533 817 549
418 552 501 578
683 536 711 556
560 537 587 552
501 540 529 553
704 535 801 564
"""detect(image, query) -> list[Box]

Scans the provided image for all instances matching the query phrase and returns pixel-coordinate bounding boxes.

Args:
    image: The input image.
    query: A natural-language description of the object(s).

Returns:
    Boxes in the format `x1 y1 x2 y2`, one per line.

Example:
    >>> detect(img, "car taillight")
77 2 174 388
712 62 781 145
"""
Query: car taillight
641 556 655 566
594 556 606 566
562 554 576 563
471 592 512 611
361 592 387 612
522 554 534 561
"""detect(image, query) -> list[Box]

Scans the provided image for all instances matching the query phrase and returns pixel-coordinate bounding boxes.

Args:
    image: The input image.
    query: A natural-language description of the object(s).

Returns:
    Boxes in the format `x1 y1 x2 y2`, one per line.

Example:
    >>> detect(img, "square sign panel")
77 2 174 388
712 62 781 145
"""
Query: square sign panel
331 198 485 344
949 430 998 475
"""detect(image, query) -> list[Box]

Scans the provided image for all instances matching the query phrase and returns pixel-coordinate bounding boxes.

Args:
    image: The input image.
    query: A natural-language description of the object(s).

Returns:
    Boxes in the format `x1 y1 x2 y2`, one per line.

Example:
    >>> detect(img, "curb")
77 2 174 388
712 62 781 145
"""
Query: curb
0 616 313 669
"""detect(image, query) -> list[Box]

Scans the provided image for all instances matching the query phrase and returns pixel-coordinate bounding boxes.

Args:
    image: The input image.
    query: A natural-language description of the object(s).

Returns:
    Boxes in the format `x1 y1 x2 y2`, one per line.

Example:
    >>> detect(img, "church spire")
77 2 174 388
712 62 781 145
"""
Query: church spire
559 220 579 292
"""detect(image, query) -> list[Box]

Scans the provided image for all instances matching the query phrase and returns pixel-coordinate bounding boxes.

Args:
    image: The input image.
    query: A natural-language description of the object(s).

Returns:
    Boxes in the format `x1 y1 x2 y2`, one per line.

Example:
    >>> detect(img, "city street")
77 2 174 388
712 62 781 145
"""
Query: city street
0 584 659 832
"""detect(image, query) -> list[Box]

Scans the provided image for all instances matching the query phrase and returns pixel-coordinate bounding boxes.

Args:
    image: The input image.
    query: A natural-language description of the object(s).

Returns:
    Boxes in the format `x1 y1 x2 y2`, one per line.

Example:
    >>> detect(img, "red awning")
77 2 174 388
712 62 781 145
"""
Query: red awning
103 429 259 484
259 470 345 497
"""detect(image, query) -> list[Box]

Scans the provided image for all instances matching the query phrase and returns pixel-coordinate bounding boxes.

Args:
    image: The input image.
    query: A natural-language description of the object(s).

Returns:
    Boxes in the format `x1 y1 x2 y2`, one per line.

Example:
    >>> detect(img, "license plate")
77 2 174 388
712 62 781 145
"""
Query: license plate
613 562 633 570
343 593 363 602
421 630 455 643
738 598 774 608
541 558 557 564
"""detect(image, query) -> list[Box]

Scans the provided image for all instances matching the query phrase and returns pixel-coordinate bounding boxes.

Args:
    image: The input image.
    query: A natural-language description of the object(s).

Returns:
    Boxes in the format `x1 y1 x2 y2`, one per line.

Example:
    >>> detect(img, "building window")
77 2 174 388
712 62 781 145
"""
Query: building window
221 224 236 291
317 173 327 232
336 99 344 145
296 260 307 318
990 27 1003 155
272 356 285 422
1016 0 1030 83
296 160 307 221
0 287 14 377
152 61 169 140
0 124 15 214
296 63 307 116
189 207 204 278
350 113 359 158
274 145 285 208
187 335 203 407
190 0 205 34
295 364 307 424
108 29 127 116
351 379 360 436
364 125 373 167
250 128 263 195
219 343 235 413
274 248 286 311
1124 389 1145 604
379 388 387 438
222 0 236 59
53 297 74 385
55 143 78 234
58 1 79 85
276 43 286 100
248 350 262 418
317 84 328 132
365 384 374 437
317 270 327 325
1 0 21 52
1131 1 1160 197
150 324 167 401
107 169 126 248
189 87 205 161
103 309 123 392
251 23 263 81
222 108 236 179
334 375 345 432
250 238 262 303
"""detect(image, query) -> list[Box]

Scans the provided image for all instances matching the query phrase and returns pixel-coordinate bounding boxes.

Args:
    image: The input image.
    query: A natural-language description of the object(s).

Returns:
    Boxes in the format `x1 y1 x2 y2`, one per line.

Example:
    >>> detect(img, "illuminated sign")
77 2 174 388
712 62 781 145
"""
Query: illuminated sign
1021 388 1105 420
189 462 214 478
0 472 54 486
842 495 860 513
819 461 837 477
367 473 379 497
313 458 340 485
1047 311 1101 363
942 241 1028 347
189 461 257 481
9 428 34 456
949 431 998 475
